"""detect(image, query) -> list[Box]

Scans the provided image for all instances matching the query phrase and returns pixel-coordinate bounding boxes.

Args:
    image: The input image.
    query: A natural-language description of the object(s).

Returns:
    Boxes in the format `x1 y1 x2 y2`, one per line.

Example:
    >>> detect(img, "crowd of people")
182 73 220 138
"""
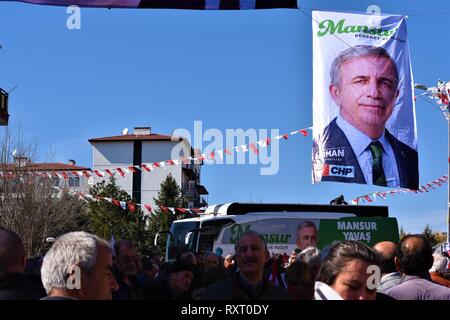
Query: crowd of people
0 226 449 300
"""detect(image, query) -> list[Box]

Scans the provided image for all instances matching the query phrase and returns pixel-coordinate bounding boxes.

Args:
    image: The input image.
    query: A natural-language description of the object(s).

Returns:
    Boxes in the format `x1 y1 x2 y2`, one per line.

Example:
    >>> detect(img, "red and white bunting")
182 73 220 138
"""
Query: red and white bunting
352 174 449 204
2 127 312 179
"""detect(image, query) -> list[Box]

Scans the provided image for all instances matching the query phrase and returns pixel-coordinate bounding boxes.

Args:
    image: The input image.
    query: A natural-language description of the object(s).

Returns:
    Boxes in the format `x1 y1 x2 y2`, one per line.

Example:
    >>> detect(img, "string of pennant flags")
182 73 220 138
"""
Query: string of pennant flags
350 174 449 205
415 80 450 121
0 128 311 180
54 186 204 216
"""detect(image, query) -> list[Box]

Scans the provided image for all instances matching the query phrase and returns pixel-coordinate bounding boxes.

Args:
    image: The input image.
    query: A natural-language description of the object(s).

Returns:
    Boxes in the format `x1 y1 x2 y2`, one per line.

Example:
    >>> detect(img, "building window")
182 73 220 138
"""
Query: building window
69 177 80 187
52 177 59 187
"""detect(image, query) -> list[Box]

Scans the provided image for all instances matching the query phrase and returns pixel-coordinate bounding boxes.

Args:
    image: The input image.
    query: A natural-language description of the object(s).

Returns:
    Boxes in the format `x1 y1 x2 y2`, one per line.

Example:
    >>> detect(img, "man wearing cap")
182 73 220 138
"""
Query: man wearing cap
145 260 194 300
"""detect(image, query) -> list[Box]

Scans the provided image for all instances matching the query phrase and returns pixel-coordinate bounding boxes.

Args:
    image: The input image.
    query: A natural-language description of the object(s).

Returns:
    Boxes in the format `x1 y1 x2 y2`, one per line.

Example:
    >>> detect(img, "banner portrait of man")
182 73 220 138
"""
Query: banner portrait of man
312 11 418 189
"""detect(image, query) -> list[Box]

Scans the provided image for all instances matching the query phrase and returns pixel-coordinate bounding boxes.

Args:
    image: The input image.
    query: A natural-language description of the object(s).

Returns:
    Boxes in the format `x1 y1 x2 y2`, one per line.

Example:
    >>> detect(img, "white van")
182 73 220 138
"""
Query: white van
164 203 399 261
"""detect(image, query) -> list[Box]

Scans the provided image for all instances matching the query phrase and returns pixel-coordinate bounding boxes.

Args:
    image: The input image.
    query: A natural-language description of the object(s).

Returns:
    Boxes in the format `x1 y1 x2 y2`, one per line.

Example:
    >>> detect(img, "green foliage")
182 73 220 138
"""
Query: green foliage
147 174 187 256
83 176 153 254
400 224 447 247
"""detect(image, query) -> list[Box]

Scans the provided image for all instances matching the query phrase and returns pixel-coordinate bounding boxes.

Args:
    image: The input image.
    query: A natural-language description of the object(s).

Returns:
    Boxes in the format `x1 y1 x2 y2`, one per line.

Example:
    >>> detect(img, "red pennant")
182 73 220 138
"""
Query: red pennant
249 143 258 154
153 162 161 167
104 169 113 177
224 149 233 155
116 168 125 177
93 170 103 177
112 199 120 206
128 166 137 173
177 208 187 213
144 204 152 212
300 129 308 137
209 151 215 160
141 164 151 172
82 171 91 178
167 160 175 166
265 138 271 146
364 195 372 202
61 172 69 180
282 134 289 140
128 202 136 213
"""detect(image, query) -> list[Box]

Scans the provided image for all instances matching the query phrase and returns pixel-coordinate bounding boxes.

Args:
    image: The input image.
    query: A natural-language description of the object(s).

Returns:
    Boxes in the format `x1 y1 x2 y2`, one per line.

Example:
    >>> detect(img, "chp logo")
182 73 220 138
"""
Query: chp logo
322 164 355 178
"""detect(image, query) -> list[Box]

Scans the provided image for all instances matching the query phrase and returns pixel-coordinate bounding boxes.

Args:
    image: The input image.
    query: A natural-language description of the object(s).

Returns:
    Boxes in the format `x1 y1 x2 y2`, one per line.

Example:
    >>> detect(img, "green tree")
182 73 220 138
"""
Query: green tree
147 174 187 255
83 176 152 253
422 224 438 247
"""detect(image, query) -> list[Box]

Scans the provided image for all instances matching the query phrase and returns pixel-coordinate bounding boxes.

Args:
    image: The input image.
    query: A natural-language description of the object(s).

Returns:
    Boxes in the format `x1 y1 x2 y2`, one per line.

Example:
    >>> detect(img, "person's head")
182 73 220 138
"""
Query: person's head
205 253 219 270
296 221 318 251
0 228 27 276
41 231 118 300
329 45 400 139
289 248 301 265
196 252 206 268
114 240 140 277
142 258 160 279
169 261 194 293
224 254 235 270
430 253 448 273
288 247 321 300
395 234 433 277
179 251 197 267
317 241 379 300
373 241 397 275
234 231 269 285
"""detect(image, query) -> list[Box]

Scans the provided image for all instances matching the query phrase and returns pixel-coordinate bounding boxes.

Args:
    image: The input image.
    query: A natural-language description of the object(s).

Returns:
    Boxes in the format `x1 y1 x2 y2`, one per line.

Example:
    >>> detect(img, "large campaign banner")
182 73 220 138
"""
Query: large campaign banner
6 0 298 9
312 11 418 189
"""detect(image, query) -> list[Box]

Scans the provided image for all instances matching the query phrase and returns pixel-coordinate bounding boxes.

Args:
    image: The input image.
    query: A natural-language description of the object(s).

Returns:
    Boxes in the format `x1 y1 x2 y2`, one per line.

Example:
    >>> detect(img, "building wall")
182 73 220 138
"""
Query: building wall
92 141 134 194
91 139 200 213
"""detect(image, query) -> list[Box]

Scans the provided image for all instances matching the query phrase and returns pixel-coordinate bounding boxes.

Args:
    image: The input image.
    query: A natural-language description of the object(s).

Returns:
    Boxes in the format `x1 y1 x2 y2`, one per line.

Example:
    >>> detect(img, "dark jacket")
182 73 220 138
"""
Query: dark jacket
196 272 291 300
0 273 45 300
313 118 419 189
144 278 191 300
112 267 146 300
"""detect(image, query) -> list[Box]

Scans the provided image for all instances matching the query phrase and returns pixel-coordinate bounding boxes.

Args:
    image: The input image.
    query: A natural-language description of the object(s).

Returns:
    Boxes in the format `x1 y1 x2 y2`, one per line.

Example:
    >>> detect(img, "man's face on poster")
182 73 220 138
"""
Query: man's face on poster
296 226 318 251
329 55 399 139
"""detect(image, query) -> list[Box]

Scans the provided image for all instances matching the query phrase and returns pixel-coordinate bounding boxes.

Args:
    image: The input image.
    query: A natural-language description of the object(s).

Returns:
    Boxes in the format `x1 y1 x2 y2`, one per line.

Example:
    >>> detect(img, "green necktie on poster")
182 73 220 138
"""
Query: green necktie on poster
369 141 387 187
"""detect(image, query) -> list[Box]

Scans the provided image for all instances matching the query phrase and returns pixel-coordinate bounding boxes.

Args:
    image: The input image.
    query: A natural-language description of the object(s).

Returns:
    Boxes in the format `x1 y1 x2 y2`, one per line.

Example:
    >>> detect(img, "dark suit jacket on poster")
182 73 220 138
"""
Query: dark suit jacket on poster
313 118 419 189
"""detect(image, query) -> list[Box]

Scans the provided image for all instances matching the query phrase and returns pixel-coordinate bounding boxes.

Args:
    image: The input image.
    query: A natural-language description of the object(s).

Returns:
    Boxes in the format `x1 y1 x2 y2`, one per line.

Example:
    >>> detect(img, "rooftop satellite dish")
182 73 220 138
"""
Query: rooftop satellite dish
122 128 129 135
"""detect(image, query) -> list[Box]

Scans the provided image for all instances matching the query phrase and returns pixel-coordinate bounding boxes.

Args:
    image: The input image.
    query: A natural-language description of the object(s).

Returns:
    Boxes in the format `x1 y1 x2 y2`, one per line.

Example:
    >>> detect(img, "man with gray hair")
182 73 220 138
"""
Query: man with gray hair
313 45 418 189
296 220 318 251
40 231 118 300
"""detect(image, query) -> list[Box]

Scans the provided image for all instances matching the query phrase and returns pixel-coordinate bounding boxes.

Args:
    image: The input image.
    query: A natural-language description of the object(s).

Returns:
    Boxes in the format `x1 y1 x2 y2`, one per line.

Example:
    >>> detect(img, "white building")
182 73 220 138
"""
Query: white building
89 127 208 213
2 158 91 193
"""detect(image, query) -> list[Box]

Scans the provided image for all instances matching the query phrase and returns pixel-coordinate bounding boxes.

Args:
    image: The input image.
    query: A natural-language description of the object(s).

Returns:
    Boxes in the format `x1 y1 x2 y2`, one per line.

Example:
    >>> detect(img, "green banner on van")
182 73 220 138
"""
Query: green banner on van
317 217 399 250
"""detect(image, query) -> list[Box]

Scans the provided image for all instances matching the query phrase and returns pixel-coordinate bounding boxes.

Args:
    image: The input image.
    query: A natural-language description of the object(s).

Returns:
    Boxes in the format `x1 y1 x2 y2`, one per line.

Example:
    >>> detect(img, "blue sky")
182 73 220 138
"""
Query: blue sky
0 0 449 233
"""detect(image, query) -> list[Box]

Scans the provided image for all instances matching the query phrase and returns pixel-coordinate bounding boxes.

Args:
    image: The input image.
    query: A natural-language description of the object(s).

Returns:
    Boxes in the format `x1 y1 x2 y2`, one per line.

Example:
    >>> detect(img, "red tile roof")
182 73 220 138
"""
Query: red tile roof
1 163 90 171
89 134 184 143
